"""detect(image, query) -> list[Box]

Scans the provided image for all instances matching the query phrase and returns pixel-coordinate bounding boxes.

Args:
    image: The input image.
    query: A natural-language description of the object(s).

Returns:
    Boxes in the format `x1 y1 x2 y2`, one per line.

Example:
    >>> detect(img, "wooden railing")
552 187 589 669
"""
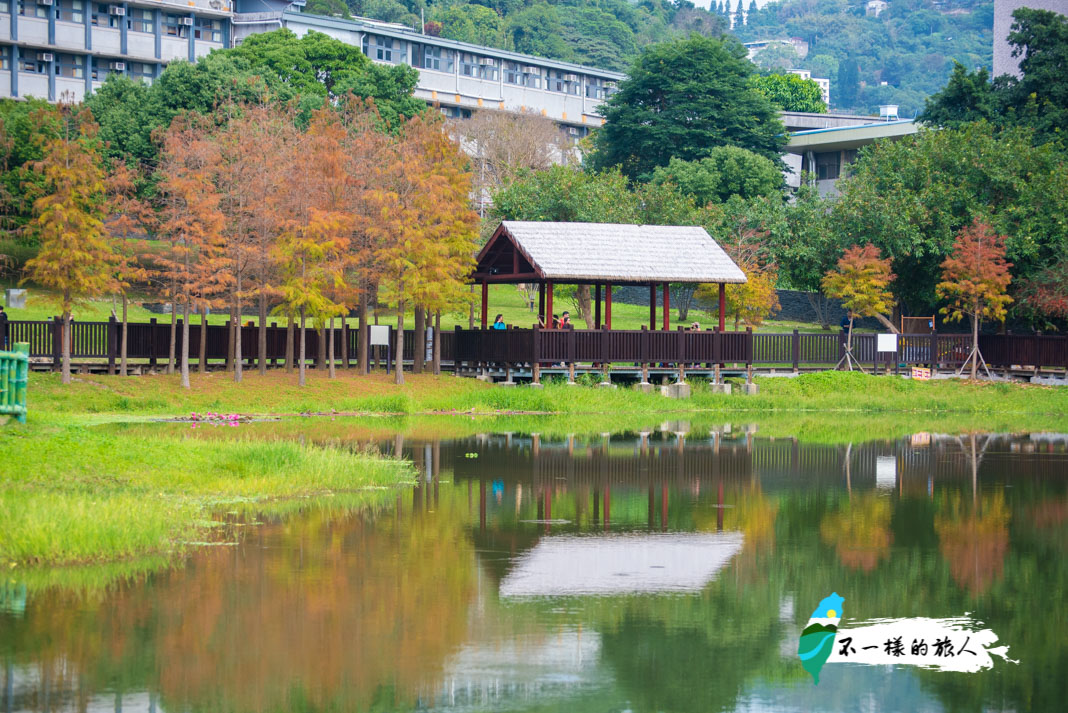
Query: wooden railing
2 315 1066 374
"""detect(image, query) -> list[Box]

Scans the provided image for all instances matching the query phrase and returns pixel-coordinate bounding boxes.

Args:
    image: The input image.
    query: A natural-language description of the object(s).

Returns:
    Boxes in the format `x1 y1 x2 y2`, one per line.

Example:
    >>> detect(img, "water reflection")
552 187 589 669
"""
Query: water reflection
2 428 1067 712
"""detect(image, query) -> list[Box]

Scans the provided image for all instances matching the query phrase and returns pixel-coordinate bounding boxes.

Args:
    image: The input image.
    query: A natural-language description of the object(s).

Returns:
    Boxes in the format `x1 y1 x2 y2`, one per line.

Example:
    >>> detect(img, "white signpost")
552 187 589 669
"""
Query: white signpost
369 325 391 374
876 333 898 353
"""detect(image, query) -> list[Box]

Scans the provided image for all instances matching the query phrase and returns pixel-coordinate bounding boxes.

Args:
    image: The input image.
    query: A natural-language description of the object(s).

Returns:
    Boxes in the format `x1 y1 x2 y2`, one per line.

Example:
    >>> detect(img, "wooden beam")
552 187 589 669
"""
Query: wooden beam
538 282 545 327
718 282 726 332
649 283 656 330
605 282 612 329
469 272 541 284
662 281 670 331
594 283 601 329
480 282 488 330
546 282 555 329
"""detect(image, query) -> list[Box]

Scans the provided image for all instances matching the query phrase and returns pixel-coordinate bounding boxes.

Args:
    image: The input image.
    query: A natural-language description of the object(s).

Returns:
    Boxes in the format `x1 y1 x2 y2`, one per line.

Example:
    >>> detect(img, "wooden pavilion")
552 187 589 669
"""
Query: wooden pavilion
471 221 747 331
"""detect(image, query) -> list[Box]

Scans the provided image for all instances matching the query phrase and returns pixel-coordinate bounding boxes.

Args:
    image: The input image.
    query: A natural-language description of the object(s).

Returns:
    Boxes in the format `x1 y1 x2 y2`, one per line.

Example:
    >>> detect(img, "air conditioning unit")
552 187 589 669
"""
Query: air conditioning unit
109 61 126 71
479 57 495 66
180 17 194 25
563 73 579 82
38 0 53 6
40 53 54 62
108 5 125 15
524 65 540 74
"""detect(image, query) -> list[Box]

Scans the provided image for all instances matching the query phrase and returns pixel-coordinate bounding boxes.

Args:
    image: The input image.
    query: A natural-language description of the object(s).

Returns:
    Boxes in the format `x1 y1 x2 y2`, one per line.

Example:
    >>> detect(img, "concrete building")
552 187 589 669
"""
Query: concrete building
0 1 623 135
783 117 919 195
1 0 232 102
993 0 1066 77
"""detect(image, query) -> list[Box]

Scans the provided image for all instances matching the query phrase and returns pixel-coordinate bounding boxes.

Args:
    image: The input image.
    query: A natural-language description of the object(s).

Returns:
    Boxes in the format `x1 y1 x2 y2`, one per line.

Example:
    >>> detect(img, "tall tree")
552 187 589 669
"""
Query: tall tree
936 221 1013 380
22 105 118 384
369 112 478 384
158 114 231 388
649 148 784 206
588 34 786 180
752 73 827 113
821 244 896 371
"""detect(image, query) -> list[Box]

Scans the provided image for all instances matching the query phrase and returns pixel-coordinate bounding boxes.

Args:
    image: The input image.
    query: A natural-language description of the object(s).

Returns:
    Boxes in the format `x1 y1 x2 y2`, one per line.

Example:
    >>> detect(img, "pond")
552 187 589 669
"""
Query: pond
2 423 1066 712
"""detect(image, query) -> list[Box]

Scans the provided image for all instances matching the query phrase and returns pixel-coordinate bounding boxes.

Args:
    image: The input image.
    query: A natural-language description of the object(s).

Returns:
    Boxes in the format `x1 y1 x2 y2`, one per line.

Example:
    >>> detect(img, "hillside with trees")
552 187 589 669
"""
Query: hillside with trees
735 0 994 116
301 0 728 72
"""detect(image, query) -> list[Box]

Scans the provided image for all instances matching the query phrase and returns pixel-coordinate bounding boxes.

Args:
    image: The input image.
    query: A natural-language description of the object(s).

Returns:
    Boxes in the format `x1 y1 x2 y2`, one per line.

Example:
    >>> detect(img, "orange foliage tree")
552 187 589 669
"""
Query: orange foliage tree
368 112 479 384
821 243 896 371
936 220 1013 379
158 114 231 389
22 104 119 384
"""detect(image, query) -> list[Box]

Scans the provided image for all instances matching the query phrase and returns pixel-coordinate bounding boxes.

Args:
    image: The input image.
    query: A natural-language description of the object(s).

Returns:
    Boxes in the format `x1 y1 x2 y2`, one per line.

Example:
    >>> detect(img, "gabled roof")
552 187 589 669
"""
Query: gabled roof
474 221 747 285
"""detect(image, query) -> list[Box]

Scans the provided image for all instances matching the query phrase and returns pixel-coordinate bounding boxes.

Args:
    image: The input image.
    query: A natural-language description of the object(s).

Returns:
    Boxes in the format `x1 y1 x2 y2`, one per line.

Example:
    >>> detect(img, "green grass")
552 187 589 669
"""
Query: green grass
0 421 412 567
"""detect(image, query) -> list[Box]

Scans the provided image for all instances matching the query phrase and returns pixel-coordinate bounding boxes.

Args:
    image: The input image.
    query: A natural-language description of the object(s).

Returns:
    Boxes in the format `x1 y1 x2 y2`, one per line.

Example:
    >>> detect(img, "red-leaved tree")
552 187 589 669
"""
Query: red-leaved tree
936 220 1013 379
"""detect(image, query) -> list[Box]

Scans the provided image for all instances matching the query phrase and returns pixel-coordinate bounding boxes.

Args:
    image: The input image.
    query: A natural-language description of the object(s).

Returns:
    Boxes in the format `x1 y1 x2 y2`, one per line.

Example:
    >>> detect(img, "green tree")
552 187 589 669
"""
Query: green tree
505 3 570 59
589 34 785 180
835 58 859 109
831 122 1068 314
649 147 784 205
752 72 827 113
438 4 505 47
304 0 351 18
919 62 999 129
22 106 118 384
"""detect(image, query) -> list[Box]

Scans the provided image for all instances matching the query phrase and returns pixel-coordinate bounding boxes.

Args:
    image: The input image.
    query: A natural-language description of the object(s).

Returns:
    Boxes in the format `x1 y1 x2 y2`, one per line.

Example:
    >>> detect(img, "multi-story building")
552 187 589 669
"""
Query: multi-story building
0 1 624 136
1 0 232 102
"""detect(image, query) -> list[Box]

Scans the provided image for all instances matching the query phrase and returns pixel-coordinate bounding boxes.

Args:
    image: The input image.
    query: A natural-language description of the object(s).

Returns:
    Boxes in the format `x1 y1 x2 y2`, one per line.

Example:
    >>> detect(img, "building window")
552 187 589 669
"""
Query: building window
362 35 398 63
417 44 452 73
18 0 49 19
194 17 223 43
129 61 155 81
57 0 84 23
163 13 189 38
505 63 541 88
128 8 152 33
815 151 840 181
0 47 10 71
57 53 84 79
19 50 48 73
0 0 9 13
460 53 497 81
91 3 120 28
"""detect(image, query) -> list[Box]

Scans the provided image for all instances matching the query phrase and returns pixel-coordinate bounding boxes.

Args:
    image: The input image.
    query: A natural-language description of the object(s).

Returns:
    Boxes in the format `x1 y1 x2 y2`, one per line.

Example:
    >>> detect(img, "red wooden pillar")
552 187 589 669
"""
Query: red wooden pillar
538 282 545 326
662 282 670 331
718 282 726 332
649 283 657 330
546 281 554 329
605 282 613 329
594 283 601 329
480 282 489 329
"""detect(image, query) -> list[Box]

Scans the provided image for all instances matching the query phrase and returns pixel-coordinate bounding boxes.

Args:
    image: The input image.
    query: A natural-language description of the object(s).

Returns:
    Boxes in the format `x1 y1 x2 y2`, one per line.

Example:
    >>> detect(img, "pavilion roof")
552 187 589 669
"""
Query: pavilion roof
475 222 747 285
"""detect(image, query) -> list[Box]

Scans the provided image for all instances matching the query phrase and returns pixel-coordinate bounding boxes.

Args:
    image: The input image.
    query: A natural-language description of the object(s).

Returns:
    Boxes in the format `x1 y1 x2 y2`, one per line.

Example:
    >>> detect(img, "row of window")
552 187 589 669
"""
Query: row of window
0 46 156 80
405 40 617 97
1 2 225 42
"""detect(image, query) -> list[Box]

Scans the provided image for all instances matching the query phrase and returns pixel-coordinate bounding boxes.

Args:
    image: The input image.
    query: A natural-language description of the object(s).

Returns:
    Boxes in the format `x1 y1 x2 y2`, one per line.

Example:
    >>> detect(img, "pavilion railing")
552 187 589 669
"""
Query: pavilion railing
3 315 1067 374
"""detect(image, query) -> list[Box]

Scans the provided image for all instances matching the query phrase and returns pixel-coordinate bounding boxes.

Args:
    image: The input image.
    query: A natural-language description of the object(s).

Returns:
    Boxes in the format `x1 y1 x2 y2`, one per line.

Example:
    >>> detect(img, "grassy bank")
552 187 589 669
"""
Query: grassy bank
0 421 412 567
25 369 1068 421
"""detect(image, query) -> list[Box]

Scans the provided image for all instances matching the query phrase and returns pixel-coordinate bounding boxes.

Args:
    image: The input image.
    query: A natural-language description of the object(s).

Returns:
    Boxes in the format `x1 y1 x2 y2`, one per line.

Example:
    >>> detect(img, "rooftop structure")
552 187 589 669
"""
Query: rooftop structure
784 118 920 195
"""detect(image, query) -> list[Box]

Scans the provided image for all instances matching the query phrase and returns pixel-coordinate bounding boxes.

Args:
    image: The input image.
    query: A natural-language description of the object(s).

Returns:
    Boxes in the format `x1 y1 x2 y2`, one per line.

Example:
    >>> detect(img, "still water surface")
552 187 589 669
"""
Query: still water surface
2 424 1067 712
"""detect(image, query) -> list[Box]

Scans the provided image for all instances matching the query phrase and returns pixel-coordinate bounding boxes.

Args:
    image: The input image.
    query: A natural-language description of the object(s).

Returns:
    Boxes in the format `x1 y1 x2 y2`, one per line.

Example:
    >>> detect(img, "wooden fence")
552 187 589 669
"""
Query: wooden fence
2 316 1066 374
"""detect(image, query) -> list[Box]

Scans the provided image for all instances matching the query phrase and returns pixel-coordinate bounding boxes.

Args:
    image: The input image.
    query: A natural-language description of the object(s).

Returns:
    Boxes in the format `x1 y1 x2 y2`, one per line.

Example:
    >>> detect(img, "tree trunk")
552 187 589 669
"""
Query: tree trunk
285 316 294 373
873 313 900 334
198 311 208 374
120 294 128 377
61 310 71 385
575 284 593 327
233 287 243 383
258 294 268 376
414 306 425 374
971 313 979 380
298 308 307 387
806 292 832 330
168 303 177 375
433 310 441 375
358 289 369 375
328 316 336 379
181 301 191 389
395 297 405 385
317 325 327 371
